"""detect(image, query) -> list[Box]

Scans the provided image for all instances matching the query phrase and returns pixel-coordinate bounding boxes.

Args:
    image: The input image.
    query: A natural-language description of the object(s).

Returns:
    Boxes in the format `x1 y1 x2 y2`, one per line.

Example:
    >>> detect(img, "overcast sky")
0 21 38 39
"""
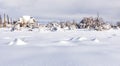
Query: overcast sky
0 0 120 22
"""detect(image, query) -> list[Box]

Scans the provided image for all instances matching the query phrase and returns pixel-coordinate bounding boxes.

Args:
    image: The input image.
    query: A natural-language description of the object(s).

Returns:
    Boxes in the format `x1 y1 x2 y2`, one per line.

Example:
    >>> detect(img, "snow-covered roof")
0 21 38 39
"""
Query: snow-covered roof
18 16 35 23
22 16 31 22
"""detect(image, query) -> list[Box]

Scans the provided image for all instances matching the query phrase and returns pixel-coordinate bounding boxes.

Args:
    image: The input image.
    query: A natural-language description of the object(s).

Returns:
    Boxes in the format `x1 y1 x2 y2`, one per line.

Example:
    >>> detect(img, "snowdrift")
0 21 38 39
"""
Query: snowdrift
8 38 27 46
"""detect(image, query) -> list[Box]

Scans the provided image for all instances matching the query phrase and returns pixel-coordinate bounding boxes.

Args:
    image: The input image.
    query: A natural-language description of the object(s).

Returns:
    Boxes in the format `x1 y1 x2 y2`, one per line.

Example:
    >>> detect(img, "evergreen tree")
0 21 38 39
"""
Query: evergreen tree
0 15 2 28
7 15 10 24
3 13 7 27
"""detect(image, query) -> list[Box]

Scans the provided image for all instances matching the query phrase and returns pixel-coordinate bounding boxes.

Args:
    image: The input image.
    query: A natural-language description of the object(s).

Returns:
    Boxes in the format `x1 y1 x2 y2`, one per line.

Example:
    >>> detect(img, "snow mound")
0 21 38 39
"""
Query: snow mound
77 37 87 41
8 38 27 46
59 40 69 44
69 38 74 41
69 37 88 42
92 38 100 43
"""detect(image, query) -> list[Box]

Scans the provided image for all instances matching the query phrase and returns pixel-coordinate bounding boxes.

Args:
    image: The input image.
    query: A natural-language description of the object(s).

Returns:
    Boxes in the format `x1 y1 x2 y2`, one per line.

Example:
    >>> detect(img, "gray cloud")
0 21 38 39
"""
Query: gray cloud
0 0 120 22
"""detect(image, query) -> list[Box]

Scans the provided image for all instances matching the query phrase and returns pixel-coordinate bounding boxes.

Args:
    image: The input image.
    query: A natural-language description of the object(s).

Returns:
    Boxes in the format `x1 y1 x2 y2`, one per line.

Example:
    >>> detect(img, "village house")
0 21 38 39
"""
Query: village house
11 16 37 31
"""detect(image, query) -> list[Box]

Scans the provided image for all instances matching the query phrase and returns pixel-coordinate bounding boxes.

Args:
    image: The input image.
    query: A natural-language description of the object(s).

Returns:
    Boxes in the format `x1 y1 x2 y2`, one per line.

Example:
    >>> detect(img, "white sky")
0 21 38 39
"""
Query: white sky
0 0 120 22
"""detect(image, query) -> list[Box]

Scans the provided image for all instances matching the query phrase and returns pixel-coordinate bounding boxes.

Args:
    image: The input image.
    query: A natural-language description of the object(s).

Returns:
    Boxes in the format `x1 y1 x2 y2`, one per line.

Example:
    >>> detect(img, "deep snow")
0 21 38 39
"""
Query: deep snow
0 28 120 66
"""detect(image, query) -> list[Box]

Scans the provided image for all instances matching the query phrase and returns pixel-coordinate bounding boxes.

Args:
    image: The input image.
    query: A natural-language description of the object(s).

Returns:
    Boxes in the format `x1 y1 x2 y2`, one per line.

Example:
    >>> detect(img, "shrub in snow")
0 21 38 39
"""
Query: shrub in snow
110 23 119 29
79 17 111 31
11 23 21 31
102 23 111 30
116 22 120 28
51 27 58 31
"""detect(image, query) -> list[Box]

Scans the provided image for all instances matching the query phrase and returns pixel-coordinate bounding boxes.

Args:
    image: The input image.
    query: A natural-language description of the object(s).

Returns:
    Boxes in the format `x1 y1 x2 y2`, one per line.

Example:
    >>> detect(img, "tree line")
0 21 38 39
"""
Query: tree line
0 13 13 28
0 13 120 31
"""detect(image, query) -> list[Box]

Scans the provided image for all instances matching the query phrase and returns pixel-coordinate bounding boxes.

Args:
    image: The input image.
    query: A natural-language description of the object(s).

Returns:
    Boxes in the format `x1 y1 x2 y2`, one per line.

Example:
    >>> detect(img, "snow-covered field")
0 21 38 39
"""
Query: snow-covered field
0 28 120 66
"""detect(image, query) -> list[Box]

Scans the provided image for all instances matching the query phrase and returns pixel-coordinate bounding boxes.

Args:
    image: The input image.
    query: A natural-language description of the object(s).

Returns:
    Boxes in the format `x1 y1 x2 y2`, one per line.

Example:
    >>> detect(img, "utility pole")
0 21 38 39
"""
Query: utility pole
96 12 100 22
97 12 100 18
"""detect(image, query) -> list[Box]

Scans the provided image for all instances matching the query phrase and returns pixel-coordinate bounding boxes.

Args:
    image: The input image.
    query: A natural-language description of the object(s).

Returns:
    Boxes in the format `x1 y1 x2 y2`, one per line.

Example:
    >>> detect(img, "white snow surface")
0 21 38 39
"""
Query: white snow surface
0 28 120 66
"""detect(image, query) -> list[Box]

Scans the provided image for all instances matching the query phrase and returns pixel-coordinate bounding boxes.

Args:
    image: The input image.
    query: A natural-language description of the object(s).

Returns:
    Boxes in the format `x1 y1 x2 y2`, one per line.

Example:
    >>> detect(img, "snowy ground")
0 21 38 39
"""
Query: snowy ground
0 28 120 66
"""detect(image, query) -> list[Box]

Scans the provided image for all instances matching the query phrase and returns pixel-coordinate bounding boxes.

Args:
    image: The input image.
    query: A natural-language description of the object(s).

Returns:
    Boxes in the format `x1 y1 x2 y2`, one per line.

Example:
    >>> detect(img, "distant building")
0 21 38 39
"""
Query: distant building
17 16 36 28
